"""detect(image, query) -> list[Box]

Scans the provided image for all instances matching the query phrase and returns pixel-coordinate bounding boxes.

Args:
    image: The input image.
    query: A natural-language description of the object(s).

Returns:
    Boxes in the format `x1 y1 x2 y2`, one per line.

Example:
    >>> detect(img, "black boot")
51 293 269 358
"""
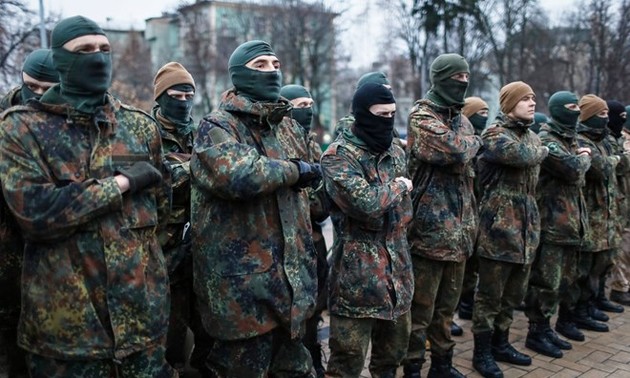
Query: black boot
573 303 609 332
588 302 609 322
596 288 625 313
555 306 585 341
491 328 532 365
525 321 563 358
309 343 325 378
427 350 465 378
402 360 422 378
378 369 397 378
451 320 463 336
541 318 571 350
473 331 503 378
458 292 474 320
610 289 630 306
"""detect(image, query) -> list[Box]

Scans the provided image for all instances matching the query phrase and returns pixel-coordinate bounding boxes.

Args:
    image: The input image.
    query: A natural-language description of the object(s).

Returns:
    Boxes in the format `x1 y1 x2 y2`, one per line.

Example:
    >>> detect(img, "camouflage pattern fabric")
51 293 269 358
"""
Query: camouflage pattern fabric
190 88 317 343
203 326 313 377
326 313 411 378
573 249 615 303
472 257 531 333
406 99 482 262
476 114 546 265
321 128 413 320
25 344 175 378
406 255 465 362
332 114 355 141
0 94 172 360
576 127 622 252
525 244 580 322
0 86 21 113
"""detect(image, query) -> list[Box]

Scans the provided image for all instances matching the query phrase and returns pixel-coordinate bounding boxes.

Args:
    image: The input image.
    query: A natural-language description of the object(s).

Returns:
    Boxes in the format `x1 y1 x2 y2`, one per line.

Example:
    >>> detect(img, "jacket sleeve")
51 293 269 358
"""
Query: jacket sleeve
540 139 591 183
578 136 615 181
481 127 546 167
0 117 123 242
321 146 407 220
407 111 482 166
190 117 299 200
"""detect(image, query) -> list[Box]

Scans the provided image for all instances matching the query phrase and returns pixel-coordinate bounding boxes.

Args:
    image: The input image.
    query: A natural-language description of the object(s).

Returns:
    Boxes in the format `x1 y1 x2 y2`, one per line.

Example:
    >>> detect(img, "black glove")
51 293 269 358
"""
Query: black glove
291 159 322 189
117 161 163 193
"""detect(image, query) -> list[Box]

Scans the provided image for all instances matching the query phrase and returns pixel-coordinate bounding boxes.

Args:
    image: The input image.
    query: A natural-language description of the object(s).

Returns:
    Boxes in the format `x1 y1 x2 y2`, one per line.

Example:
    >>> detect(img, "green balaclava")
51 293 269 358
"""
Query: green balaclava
427 53 469 108
42 15 111 114
549 91 580 127
156 84 195 133
356 71 390 90
21 49 59 102
280 84 313 131
530 112 549 134
229 40 282 102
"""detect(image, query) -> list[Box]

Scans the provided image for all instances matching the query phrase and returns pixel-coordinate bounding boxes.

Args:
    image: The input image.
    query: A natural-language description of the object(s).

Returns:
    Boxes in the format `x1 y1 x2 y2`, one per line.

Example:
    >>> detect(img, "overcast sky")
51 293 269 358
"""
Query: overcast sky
25 0 578 68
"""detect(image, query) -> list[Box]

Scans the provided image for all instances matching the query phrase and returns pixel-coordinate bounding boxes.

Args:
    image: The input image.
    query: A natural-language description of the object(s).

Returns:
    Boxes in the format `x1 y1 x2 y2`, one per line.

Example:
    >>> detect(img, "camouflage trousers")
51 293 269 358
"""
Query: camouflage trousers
326 312 411 378
25 345 176 378
407 255 465 362
203 327 314 378
460 252 479 304
472 257 531 334
571 249 615 305
525 243 579 322
609 228 630 292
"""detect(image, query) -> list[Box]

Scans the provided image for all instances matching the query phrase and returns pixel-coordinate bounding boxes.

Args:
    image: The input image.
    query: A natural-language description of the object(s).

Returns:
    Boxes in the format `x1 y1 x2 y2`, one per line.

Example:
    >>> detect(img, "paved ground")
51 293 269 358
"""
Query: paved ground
319 220 630 377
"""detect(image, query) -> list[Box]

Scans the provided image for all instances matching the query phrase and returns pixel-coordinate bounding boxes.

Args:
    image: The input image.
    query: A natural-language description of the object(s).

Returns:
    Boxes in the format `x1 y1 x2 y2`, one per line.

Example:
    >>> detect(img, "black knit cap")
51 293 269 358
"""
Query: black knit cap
352 82 396 115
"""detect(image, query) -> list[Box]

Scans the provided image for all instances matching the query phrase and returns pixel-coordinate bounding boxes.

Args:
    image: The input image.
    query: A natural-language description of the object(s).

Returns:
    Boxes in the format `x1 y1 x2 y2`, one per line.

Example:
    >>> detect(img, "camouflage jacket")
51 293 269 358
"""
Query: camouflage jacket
609 134 630 227
476 115 546 264
577 126 621 252
0 86 21 113
153 107 194 277
536 123 591 245
307 132 328 223
0 94 172 360
190 89 316 340
321 129 413 319
406 99 482 262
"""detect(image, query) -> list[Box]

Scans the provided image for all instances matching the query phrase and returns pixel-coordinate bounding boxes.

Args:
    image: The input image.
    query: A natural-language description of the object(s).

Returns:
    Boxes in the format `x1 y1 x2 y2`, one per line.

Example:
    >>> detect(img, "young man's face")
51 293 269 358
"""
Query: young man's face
510 94 536 121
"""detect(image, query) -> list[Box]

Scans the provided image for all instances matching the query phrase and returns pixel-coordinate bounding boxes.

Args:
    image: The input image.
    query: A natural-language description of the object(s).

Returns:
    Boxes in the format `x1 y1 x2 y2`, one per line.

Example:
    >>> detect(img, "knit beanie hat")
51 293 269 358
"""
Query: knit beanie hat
357 71 390 89
462 96 488 118
51 15 105 49
228 40 275 70
499 81 534 114
578 94 607 122
154 62 196 100
606 100 626 138
280 84 311 101
430 54 469 84
22 49 58 83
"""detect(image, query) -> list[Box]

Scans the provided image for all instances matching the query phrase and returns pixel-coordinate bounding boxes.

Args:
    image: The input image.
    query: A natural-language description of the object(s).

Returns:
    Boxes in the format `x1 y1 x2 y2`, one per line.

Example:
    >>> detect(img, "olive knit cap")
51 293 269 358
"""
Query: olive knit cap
499 81 534 114
280 84 311 100
153 62 196 101
22 49 58 83
357 71 390 89
430 53 469 84
228 40 276 69
51 15 105 49
578 94 607 122
462 96 488 118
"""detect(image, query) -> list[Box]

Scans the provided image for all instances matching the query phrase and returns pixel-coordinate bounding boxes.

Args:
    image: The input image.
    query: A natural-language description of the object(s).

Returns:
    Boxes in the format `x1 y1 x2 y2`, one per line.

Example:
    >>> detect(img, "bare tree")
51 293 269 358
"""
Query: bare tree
110 29 154 110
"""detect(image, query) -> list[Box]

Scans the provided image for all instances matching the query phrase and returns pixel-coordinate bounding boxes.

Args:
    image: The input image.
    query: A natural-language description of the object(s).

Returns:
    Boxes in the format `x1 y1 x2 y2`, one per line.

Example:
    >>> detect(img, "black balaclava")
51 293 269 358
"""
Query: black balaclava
156 84 195 133
351 82 396 154
426 53 469 108
228 40 282 102
42 15 111 114
21 49 59 102
606 100 626 138
280 84 313 131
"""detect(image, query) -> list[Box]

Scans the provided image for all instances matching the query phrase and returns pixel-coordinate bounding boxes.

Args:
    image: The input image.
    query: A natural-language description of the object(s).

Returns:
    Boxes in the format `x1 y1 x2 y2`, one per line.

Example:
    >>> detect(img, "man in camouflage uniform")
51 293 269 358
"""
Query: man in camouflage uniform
322 82 413 378
472 81 546 378
0 48 58 112
570 94 620 334
152 62 212 377
524 91 591 358
190 40 321 376
0 16 174 377
456 96 490 324
0 48 58 378
609 105 630 306
404 53 482 378
280 84 329 377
